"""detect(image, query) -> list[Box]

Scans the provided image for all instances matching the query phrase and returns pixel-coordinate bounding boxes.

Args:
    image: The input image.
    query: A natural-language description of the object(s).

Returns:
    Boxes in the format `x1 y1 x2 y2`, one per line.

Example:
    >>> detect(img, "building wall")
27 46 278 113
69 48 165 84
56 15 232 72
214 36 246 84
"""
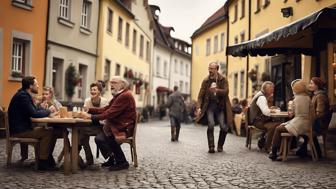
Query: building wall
170 53 191 96
191 21 227 101
152 45 171 108
46 0 99 102
97 0 151 108
0 1 48 107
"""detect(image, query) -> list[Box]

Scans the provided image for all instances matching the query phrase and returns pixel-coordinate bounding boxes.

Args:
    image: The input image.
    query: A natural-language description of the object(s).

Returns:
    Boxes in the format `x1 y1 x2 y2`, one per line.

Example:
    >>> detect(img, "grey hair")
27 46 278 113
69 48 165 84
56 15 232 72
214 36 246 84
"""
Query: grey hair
209 62 219 70
110 76 129 89
261 81 274 93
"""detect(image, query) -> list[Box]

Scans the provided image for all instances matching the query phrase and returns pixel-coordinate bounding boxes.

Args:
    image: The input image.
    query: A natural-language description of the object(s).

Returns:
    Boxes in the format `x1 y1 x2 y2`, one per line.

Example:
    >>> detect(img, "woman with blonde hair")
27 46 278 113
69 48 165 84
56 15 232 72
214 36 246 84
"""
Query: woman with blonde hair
269 79 313 160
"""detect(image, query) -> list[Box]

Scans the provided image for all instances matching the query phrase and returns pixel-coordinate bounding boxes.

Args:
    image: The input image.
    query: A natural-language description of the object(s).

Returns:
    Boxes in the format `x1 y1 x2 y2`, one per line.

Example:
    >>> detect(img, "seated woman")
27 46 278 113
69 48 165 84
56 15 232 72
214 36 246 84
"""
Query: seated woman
269 79 313 160
296 77 332 158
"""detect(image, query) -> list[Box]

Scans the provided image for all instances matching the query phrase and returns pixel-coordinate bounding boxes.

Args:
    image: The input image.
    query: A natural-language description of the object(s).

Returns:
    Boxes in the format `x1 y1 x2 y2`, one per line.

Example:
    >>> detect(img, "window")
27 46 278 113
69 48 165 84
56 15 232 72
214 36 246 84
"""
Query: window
146 41 150 62
255 0 261 13
206 38 211 56
13 0 32 5
240 31 245 43
241 0 245 19
195 45 199 56
81 0 91 28
233 3 238 23
179 81 183 92
234 36 238 44
52 58 64 98
156 56 160 76
59 0 71 20
185 82 189 93
220 33 225 51
139 35 144 58
115 63 121 76
11 38 30 78
163 61 167 77
78 64 87 99
240 71 245 98
107 8 113 32
186 64 189 76
180 61 183 75
125 22 130 47
104 59 111 81
174 59 178 73
214 35 218 53
234 73 238 97
132 29 137 53
118 17 123 41
12 0 33 10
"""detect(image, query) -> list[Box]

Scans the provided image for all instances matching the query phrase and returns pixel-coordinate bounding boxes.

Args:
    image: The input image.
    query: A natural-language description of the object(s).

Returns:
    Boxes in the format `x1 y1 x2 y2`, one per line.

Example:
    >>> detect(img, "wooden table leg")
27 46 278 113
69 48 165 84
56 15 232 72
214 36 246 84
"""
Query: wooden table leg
63 129 71 175
71 127 79 173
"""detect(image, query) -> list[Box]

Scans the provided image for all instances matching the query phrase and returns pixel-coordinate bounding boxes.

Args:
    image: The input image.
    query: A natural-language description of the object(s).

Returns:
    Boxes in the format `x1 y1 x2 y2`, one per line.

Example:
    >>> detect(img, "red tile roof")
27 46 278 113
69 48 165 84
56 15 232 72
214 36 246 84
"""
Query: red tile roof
191 5 227 39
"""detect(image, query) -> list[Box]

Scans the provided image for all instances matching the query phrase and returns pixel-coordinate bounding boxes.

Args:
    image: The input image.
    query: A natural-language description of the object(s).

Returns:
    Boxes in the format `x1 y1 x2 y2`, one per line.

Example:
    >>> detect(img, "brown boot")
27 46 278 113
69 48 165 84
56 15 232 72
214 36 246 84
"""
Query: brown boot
171 126 176 142
217 130 227 152
207 128 215 153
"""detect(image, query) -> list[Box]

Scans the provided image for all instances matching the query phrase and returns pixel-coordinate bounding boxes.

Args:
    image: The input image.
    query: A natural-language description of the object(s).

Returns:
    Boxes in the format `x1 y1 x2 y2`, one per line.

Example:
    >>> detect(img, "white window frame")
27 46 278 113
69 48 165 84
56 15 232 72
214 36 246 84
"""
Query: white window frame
11 40 24 75
156 56 161 76
81 0 91 28
59 0 71 20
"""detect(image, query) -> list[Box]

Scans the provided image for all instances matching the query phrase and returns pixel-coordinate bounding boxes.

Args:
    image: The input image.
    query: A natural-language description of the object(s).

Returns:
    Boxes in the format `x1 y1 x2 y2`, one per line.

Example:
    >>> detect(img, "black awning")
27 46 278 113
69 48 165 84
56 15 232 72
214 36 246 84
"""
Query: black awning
227 8 336 57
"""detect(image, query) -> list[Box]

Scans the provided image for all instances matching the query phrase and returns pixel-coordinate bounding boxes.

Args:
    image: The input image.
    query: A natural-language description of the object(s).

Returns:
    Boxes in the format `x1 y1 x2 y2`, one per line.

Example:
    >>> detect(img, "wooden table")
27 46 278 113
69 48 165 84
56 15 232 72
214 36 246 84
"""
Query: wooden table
270 111 290 118
31 117 92 175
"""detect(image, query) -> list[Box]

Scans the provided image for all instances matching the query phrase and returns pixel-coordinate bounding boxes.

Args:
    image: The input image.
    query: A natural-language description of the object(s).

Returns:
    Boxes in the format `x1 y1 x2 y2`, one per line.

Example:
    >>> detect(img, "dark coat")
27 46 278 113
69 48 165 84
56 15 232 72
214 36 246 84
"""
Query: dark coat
8 89 50 135
195 74 233 127
165 91 186 121
312 90 332 130
89 89 136 138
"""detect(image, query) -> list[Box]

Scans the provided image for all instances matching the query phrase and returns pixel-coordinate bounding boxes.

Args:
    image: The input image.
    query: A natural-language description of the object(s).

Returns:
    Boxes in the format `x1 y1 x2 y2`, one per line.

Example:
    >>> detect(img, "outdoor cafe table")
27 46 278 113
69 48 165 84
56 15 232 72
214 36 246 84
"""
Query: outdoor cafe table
31 117 92 175
270 111 290 118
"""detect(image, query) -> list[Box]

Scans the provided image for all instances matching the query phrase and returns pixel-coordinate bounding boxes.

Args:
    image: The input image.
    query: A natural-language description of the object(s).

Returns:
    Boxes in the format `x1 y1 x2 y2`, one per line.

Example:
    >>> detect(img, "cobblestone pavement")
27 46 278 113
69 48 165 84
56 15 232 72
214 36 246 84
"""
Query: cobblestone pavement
1 119 336 189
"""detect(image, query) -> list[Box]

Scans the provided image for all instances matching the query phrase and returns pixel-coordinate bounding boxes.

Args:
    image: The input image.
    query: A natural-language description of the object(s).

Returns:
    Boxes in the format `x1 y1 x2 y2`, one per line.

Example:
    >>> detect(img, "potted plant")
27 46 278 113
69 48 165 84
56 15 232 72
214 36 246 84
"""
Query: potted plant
65 64 79 101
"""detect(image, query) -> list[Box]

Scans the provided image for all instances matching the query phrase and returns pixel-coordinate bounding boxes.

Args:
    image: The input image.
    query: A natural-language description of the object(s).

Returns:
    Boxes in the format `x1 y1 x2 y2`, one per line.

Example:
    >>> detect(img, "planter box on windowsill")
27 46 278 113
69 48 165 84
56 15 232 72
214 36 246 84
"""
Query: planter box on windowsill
58 17 75 28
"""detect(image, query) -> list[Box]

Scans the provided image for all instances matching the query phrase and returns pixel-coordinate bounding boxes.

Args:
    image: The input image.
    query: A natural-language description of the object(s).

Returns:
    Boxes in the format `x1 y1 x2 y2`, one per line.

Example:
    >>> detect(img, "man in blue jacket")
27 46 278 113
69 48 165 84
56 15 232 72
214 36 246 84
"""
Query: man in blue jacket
8 76 55 170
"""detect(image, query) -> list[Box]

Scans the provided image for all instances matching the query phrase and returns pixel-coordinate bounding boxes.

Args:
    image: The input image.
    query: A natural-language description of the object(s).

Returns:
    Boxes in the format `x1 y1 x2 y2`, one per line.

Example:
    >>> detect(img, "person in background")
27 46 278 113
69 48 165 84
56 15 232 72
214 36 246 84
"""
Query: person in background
232 98 243 115
296 77 332 158
79 82 109 166
165 86 186 142
269 79 312 160
8 76 56 170
38 87 62 111
195 62 232 153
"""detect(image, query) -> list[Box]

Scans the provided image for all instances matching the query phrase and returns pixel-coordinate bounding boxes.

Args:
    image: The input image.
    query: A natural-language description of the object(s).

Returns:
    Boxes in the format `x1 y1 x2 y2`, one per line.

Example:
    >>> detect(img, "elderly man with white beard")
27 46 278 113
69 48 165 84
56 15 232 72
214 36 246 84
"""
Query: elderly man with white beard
81 76 137 171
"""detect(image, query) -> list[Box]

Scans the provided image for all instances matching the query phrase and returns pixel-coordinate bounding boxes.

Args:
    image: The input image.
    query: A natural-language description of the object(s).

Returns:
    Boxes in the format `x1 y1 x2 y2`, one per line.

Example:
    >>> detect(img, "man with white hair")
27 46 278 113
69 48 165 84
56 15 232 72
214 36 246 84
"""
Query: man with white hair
81 76 136 171
249 81 280 152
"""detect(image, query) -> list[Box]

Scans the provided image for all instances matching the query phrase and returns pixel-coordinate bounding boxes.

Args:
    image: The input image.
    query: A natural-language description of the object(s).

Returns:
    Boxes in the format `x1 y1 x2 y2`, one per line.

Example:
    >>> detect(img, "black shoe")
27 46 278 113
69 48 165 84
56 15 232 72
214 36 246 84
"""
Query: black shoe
295 147 308 157
268 153 278 161
217 147 223 152
109 161 129 171
208 148 215 153
38 159 56 171
47 155 56 167
102 156 115 167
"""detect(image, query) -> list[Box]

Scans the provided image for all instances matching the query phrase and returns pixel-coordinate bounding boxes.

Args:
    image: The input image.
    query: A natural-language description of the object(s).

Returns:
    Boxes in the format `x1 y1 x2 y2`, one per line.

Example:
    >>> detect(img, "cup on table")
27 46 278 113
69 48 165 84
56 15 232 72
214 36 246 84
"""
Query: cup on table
59 107 68 118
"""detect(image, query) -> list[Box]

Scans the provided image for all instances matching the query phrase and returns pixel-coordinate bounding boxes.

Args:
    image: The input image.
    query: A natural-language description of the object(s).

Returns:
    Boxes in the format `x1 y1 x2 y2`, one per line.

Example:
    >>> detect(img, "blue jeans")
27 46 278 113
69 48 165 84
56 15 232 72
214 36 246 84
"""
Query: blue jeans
206 103 228 132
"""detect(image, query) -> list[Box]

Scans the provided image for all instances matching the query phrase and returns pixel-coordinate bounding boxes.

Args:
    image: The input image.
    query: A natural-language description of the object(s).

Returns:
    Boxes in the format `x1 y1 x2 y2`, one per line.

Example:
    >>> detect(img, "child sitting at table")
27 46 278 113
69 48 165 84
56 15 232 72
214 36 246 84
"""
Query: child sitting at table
269 79 314 161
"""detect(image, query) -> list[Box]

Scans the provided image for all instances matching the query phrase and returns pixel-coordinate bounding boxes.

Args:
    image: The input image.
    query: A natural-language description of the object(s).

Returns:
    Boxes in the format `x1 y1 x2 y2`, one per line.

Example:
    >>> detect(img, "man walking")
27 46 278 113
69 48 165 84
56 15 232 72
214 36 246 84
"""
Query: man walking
166 86 186 142
196 62 232 153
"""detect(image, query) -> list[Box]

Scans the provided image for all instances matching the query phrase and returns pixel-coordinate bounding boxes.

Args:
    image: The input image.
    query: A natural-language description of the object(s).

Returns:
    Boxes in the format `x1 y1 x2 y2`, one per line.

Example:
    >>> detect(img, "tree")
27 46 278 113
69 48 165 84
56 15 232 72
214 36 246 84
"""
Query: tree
65 64 79 101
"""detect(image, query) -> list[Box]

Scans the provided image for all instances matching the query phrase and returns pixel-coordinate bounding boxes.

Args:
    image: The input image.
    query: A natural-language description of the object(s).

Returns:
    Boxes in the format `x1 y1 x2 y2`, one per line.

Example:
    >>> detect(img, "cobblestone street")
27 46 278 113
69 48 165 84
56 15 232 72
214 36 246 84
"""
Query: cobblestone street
1 119 336 188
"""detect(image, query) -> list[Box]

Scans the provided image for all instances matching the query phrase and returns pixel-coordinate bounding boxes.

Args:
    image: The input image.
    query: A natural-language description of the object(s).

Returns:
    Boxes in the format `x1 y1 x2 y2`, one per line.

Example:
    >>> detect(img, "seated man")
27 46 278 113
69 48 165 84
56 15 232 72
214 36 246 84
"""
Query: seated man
79 82 109 166
81 76 136 171
249 81 280 152
8 76 56 170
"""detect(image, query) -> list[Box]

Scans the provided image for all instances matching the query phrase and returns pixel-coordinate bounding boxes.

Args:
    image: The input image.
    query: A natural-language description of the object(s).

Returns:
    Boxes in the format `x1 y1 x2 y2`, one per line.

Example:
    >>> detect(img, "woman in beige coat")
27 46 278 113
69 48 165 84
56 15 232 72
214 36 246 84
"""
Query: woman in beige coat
269 79 313 160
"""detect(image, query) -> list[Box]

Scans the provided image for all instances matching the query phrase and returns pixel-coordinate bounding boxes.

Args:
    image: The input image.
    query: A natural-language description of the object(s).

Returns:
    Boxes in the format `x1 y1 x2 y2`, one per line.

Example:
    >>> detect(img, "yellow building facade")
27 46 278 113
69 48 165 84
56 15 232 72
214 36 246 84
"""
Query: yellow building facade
191 6 227 101
226 0 336 104
97 0 152 108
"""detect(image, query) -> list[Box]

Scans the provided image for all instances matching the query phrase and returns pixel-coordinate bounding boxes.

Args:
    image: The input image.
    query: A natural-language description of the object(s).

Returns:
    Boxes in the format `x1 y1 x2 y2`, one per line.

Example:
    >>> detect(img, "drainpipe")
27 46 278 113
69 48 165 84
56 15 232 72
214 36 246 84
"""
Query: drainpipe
225 5 229 78
43 0 50 87
245 0 252 99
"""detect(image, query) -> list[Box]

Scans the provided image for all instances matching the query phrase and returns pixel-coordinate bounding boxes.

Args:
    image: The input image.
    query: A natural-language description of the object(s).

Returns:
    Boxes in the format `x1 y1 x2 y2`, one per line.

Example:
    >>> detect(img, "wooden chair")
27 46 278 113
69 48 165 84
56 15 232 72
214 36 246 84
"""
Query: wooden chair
116 112 140 167
245 107 264 150
280 127 317 162
234 113 243 136
4 110 40 169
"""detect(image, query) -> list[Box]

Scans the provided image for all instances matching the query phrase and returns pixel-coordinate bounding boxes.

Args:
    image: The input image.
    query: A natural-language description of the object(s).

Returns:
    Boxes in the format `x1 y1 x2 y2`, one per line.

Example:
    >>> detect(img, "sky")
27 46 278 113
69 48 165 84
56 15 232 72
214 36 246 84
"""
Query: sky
148 0 226 43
